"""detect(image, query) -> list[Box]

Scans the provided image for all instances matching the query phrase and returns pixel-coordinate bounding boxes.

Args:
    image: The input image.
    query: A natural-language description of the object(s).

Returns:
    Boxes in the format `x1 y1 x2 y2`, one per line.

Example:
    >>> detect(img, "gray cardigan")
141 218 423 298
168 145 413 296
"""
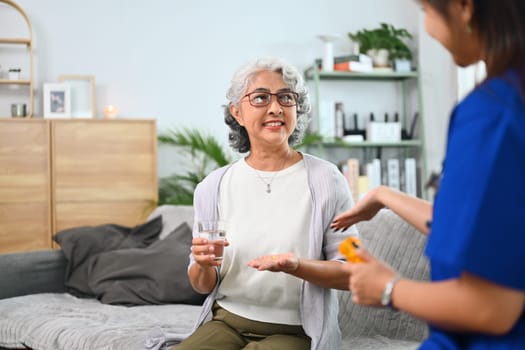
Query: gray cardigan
185 153 358 350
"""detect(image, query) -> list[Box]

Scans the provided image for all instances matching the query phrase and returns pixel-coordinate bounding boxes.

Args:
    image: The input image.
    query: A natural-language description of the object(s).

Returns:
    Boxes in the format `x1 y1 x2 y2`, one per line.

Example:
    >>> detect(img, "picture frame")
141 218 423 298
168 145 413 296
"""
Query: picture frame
43 83 71 118
58 75 96 118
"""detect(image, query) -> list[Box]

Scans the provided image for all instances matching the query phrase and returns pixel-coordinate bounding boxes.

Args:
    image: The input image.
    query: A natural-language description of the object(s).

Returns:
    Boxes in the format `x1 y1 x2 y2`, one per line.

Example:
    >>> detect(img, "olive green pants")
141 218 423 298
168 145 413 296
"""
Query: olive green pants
172 303 311 350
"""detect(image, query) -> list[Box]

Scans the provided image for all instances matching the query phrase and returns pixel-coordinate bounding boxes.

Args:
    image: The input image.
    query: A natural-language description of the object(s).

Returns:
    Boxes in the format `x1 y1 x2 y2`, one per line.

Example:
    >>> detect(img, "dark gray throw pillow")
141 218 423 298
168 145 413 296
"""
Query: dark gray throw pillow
53 216 163 297
87 222 206 306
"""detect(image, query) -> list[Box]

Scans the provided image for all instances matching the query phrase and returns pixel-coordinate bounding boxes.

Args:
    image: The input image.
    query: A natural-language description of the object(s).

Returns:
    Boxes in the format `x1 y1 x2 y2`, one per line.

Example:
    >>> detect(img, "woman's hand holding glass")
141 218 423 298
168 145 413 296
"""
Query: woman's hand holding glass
192 220 229 267
191 236 229 268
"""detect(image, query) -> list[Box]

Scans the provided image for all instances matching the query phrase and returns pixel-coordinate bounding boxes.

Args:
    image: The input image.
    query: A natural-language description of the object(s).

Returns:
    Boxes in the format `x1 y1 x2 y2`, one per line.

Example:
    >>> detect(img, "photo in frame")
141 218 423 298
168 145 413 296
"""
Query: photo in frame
59 75 96 118
43 83 71 118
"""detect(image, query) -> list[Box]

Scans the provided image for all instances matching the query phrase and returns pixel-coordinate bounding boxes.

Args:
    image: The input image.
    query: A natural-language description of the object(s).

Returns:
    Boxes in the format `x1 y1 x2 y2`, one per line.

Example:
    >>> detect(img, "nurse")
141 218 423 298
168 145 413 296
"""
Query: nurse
332 0 525 349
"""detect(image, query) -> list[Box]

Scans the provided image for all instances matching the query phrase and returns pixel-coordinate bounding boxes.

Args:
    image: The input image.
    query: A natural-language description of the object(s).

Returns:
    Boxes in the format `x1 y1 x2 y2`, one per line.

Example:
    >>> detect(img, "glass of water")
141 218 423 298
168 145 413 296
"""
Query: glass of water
197 220 227 260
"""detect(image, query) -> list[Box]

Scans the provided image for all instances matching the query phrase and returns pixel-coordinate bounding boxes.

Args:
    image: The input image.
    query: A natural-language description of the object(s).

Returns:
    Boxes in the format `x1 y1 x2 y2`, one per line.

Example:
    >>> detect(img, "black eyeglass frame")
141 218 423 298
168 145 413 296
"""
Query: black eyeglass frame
242 91 299 108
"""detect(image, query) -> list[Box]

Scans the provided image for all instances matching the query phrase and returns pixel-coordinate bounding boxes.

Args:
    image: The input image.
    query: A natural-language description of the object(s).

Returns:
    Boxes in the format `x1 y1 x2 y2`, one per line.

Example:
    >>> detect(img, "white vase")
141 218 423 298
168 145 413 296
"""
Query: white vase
318 34 340 72
366 49 390 67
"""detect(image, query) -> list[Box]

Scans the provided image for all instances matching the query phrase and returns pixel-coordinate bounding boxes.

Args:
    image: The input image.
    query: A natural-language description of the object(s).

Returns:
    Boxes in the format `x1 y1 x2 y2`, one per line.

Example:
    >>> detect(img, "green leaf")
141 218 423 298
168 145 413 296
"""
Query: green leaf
294 131 323 149
347 22 413 61
157 128 233 205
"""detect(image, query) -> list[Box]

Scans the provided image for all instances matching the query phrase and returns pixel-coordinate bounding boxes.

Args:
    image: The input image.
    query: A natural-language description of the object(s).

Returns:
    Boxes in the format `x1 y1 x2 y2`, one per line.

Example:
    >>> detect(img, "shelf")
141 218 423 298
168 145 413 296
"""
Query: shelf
0 0 34 118
0 38 31 45
304 57 428 199
0 79 31 85
305 68 418 81
315 140 422 148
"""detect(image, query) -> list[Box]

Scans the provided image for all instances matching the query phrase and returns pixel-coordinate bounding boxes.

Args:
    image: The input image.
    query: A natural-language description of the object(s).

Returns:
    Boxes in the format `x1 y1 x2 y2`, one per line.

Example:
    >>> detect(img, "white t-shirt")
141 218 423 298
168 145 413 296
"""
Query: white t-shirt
216 157 312 325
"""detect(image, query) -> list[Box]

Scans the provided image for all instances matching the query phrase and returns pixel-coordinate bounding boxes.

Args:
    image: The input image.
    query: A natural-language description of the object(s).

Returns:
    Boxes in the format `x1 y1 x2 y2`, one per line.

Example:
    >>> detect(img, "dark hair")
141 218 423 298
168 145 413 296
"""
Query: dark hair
224 57 311 153
424 0 525 77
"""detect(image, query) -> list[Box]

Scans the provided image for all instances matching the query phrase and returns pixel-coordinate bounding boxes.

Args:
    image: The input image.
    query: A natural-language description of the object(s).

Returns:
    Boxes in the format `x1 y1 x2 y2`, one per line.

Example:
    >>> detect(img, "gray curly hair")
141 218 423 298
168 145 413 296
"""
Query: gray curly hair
224 57 311 153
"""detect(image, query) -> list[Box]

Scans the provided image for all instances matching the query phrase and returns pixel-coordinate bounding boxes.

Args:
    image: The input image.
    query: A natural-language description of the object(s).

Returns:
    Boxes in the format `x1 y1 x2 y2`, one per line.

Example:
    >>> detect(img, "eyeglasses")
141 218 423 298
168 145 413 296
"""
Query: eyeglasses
242 91 299 107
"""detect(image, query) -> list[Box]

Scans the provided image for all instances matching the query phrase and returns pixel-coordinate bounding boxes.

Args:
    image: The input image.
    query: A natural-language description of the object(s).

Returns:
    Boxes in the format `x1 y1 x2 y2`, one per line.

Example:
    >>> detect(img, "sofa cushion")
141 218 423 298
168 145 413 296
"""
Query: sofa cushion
341 336 420 350
0 293 200 350
338 209 430 343
54 216 163 297
147 204 195 239
88 222 206 305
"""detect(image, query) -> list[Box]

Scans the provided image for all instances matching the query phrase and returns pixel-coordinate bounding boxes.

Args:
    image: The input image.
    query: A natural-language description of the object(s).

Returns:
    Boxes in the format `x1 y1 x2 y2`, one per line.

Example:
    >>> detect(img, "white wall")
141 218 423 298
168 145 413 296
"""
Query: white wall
417 11 457 175
1 0 456 177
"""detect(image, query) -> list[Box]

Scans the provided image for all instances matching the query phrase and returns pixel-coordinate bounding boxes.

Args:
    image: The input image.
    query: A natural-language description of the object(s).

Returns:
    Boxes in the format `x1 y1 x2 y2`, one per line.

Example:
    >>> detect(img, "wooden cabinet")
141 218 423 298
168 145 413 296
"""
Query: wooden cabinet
0 119 50 252
0 119 158 253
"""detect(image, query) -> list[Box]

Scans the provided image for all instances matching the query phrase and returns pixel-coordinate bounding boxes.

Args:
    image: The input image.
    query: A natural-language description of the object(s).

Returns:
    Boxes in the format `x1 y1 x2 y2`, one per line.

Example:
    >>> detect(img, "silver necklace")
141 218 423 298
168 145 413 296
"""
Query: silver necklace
254 169 279 193
250 153 290 194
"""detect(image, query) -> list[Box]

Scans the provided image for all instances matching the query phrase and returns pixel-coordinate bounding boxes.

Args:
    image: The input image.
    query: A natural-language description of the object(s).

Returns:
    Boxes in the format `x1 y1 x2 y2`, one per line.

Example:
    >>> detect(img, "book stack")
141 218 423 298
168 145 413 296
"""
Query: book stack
341 157 418 200
333 54 373 73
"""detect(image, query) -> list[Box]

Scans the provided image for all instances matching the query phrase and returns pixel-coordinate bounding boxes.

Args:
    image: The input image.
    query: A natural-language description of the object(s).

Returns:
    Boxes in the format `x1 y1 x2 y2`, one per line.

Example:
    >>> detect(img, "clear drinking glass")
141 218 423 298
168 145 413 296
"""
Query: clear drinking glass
197 220 227 260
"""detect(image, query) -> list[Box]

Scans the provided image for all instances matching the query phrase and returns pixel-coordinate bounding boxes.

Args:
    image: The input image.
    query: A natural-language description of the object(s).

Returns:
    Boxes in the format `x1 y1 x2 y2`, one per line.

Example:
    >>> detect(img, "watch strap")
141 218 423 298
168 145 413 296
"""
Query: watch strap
380 274 402 308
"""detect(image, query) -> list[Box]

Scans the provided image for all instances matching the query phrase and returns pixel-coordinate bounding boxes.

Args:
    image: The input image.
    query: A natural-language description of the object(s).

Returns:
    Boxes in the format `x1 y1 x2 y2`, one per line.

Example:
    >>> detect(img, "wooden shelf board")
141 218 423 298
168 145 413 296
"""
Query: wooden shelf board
0 79 31 85
0 38 31 45
305 69 418 81
316 140 422 148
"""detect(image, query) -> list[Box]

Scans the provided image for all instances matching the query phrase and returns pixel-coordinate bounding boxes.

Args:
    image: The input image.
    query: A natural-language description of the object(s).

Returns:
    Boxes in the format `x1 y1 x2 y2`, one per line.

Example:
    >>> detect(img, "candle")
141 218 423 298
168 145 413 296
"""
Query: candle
103 105 117 119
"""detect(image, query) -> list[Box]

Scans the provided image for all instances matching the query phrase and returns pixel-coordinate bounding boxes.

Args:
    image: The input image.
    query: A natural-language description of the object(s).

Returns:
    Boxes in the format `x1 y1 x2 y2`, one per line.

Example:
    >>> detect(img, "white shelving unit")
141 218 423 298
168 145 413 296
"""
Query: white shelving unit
304 63 428 198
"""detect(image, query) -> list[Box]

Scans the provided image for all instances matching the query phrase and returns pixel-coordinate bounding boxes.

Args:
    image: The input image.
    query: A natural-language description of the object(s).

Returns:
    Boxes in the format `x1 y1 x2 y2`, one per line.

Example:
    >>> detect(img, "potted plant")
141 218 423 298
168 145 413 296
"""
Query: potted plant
348 22 413 70
157 128 232 205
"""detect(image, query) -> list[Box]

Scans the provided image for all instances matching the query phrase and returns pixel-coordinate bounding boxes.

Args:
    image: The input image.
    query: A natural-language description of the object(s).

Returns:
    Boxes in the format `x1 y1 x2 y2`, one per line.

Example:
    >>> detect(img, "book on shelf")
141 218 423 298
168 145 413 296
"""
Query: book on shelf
366 159 382 190
342 158 360 204
404 158 417 196
315 54 360 68
334 60 373 72
318 100 346 139
387 158 400 190
319 100 336 138
357 176 369 200
333 54 373 73
335 102 345 138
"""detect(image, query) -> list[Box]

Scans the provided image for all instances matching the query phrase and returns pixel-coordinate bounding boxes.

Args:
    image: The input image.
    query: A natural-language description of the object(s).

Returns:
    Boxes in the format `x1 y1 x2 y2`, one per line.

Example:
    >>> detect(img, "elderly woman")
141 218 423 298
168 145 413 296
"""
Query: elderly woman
173 57 358 350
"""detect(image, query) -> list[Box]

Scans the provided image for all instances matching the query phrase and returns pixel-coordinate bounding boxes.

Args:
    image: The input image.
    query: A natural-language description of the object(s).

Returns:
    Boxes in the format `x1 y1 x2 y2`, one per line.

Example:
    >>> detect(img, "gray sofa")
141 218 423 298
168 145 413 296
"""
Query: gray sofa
0 205 429 350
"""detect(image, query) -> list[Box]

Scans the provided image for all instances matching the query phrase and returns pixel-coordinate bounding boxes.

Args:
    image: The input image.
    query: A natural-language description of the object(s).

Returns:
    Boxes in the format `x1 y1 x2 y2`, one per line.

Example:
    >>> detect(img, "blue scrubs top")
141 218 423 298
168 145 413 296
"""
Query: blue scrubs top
422 69 525 349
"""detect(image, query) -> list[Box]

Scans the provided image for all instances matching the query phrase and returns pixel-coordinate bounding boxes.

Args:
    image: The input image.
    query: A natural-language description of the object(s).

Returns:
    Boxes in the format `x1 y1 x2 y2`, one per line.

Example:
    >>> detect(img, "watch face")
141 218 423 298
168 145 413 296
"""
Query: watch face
381 275 401 307
381 292 391 306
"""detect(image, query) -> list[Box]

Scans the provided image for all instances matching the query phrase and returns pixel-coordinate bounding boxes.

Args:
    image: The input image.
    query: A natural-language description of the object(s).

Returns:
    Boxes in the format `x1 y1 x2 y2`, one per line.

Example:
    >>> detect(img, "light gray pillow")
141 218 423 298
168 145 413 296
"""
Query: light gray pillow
147 205 194 239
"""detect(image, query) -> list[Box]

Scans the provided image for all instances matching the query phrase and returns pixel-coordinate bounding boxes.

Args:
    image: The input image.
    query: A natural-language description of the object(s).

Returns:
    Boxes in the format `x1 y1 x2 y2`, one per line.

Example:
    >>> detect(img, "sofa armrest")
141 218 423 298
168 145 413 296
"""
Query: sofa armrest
0 249 67 299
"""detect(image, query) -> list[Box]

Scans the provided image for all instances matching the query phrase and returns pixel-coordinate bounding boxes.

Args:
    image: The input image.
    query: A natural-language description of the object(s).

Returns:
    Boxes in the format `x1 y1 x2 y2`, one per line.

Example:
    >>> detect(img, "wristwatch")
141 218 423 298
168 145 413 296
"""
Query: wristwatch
381 274 402 308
